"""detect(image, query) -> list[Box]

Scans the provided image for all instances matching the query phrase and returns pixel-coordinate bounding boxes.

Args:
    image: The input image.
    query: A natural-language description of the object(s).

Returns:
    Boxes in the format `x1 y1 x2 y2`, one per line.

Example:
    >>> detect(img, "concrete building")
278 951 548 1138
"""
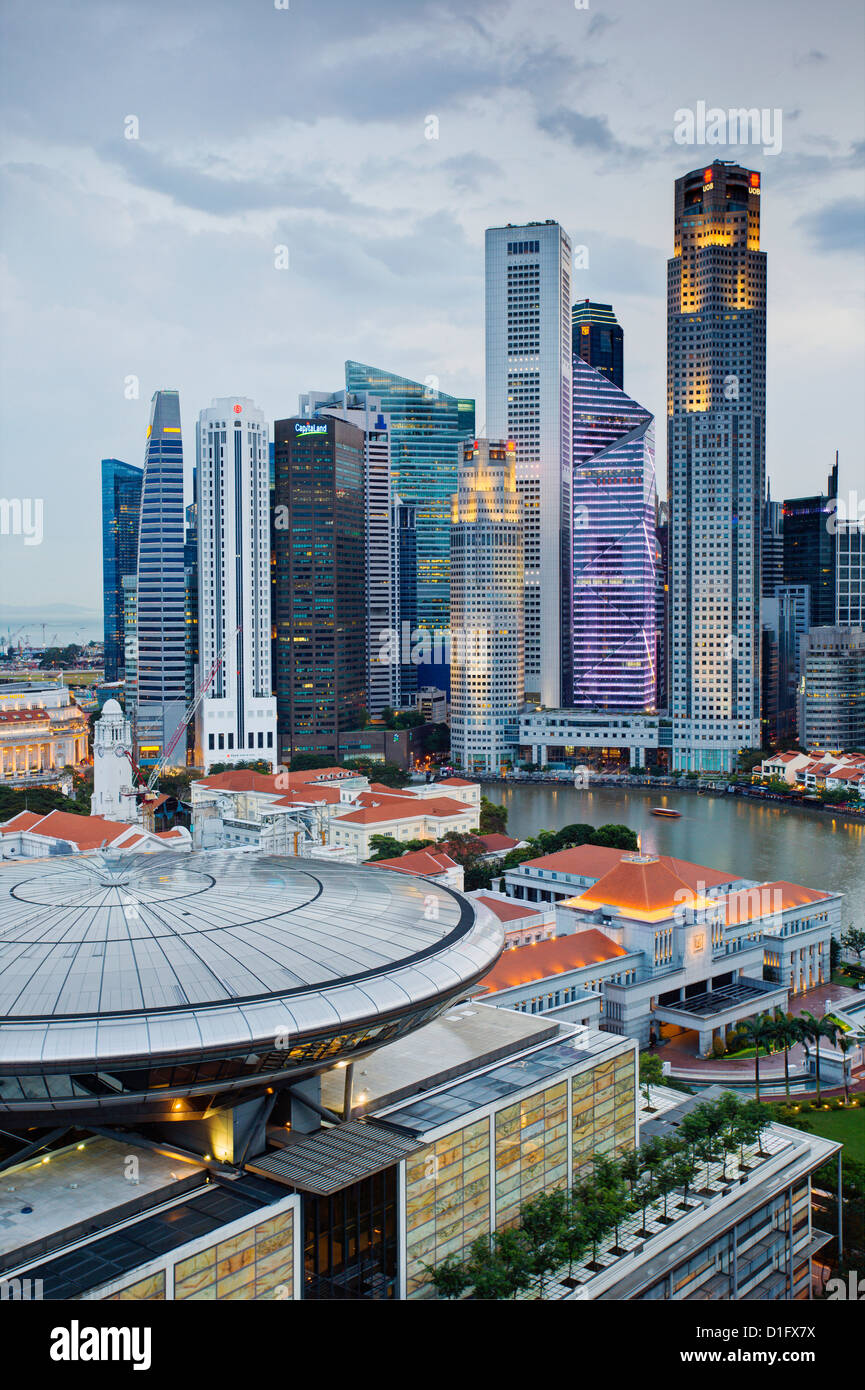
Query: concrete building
668 163 766 772
195 398 276 771
518 708 667 770
450 439 524 773
485 220 572 704
0 681 89 787
798 625 865 754
502 845 841 1053
328 791 478 862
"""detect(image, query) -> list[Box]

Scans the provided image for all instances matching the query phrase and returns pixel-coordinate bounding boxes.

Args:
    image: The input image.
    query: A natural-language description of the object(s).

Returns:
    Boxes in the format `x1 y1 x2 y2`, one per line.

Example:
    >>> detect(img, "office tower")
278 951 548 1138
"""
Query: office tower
764 583 810 743
760 626 780 746
299 391 399 717
122 575 138 719
485 220 573 705
568 358 657 712
655 500 670 712
101 458 142 682
195 398 276 772
667 162 766 772
783 456 838 627
135 389 187 767
394 497 418 705
836 518 864 627
571 299 624 388
450 440 524 772
798 625 865 753
273 415 365 762
762 478 784 598
342 362 474 691
184 499 198 708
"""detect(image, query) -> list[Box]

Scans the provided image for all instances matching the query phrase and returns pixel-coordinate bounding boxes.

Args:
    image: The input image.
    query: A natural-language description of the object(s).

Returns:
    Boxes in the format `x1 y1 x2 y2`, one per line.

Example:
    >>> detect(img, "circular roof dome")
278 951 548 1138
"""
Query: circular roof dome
100 698 123 715
0 852 503 1104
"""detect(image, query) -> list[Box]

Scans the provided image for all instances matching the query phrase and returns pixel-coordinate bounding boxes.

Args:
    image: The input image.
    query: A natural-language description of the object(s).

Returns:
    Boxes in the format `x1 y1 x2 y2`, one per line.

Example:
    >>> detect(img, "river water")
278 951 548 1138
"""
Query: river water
488 782 865 926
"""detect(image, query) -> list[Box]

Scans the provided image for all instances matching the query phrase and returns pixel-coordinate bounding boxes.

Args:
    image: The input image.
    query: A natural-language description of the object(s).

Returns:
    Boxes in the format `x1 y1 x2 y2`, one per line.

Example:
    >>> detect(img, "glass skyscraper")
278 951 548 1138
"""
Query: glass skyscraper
668 161 767 772
783 457 839 627
344 362 474 690
272 415 366 762
135 389 187 766
571 300 624 388
101 458 142 682
569 358 657 711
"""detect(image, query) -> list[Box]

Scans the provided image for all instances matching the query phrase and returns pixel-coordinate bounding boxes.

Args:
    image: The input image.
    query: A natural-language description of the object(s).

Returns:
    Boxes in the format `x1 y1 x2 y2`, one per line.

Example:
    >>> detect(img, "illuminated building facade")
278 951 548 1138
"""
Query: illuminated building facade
798 625 865 754
195 398 276 772
450 439 524 773
668 162 766 771
569 358 657 711
485 221 573 705
571 299 624 388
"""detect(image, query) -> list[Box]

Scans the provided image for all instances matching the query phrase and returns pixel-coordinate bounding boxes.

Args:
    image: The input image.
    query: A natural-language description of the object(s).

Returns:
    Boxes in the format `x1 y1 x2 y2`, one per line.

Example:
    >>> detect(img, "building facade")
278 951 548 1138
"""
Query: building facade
100 458 142 682
273 415 366 762
798 625 865 754
135 389 187 768
835 517 864 628
668 162 766 772
195 398 276 771
485 221 573 705
783 457 838 627
450 439 524 773
569 358 657 711
571 299 624 387
90 698 135 821
0 681 89 786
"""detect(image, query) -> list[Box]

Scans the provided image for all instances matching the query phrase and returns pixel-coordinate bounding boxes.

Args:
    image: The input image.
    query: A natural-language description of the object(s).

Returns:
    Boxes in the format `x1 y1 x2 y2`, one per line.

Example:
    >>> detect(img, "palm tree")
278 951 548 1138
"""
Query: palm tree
772 1009 804 1102
738 1012 775 1102
837 1027 865 1102
800 1011 838 1104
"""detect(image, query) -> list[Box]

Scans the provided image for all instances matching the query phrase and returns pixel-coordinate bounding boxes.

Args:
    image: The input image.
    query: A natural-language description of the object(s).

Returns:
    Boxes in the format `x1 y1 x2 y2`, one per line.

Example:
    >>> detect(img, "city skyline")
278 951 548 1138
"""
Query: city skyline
1 0 863 610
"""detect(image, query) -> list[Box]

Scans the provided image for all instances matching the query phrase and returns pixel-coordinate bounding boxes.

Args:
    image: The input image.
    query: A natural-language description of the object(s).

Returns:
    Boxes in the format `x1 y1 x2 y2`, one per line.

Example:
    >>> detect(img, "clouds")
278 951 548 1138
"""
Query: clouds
796 197 865 254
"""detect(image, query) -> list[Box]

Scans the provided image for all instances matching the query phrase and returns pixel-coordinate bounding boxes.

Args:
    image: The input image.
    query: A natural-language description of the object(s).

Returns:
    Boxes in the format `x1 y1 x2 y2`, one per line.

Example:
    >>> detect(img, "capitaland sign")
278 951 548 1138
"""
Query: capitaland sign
294 422 328 436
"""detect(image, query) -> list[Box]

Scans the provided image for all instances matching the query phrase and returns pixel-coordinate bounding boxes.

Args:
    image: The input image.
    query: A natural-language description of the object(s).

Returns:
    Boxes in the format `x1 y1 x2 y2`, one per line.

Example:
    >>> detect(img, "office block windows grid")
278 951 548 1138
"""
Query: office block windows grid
404 1118 490 1297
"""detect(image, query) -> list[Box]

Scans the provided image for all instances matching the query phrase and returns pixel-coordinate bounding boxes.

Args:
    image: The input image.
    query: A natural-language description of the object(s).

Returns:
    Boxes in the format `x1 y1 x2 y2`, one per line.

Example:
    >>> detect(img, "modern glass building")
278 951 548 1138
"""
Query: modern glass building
667 162 767 772
485 221 573 705
835 517 864 628
798 625 865 753
763 583 810 743
273 415 366 762
344 362 474 691
783 456 838 627
100 458 142 682
394 496 418 704
569 358 657 712
571 299 624 388
135 390 187 766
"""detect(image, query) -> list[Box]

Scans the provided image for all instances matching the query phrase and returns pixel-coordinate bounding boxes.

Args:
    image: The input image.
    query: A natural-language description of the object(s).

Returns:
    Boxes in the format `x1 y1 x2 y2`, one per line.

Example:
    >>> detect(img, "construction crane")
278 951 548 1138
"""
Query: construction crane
122 626 241 816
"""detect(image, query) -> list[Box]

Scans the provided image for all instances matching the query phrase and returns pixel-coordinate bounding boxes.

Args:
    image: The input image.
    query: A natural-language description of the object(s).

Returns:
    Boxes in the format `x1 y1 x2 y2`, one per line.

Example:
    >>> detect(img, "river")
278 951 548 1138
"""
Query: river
488 782 865 926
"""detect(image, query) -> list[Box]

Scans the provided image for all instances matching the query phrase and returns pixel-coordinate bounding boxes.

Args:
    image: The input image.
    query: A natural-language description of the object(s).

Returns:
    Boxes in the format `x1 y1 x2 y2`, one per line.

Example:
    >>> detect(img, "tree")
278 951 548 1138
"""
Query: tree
424 1253 469 1300
479 796 508 835
639 1052 664 1111
341 758 409 788
464 1235 512 1301
771 1010 804 1102
841 927 865 963
799 1012 838 1104
737 1012 775 1102
572 1177 616 1268
592 1155 633 1254
654 1141 685 1220
739 1098 770 1159
553 822 595 851
590 823 639 851
366 834 434 861
289 753 337 772
519 1189 567 1296
838 1029 865 1103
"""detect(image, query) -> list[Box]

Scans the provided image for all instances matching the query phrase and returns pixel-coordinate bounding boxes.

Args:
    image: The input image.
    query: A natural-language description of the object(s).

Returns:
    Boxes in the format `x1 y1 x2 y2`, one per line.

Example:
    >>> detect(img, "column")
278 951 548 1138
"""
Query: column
698 1027 714 1057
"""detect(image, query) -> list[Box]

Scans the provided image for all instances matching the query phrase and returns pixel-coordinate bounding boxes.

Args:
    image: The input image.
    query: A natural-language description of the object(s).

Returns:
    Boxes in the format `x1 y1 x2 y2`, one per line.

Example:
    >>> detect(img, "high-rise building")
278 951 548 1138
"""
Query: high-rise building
571 299 624 388
393 497 418 705
183 500 198 708
299 390 400 717
569 359 657 712
273 415 366 762
798 625 865 753
667 162 766 772
485 220 572 705
655 500 670 712
122 574 138 720
764 583 810 743
342 362 474 691
135 390 187 767
100 458 142 682
836 518 864 628
195 398 276 772
783 456 838 627
762 478 784 599
450 439 524 773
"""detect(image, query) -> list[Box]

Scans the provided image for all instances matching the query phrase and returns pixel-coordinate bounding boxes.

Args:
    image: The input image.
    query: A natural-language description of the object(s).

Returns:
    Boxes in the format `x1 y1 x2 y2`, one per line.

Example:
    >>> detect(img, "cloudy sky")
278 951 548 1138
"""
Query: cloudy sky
1 0 863 616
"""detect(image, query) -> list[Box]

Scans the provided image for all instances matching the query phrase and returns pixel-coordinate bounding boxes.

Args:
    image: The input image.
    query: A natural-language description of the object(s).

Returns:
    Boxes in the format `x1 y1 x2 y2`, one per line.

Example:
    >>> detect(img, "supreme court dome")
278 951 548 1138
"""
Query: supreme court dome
0 851 503 1125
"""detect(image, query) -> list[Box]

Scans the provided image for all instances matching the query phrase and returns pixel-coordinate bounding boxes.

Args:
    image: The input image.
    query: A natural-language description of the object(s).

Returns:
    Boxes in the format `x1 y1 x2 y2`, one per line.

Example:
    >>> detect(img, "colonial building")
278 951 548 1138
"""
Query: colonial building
0 681 89 787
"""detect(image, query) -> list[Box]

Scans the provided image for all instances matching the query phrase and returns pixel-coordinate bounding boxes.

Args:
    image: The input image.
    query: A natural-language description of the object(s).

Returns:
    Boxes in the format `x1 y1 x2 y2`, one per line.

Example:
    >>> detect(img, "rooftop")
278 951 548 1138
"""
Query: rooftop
475 929 628 994
517 844 737 891
566 854 715 922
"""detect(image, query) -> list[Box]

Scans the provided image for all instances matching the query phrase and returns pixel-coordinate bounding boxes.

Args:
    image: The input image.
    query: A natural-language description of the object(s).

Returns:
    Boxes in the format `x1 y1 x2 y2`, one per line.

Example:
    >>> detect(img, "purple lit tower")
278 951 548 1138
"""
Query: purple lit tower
567 358 657 711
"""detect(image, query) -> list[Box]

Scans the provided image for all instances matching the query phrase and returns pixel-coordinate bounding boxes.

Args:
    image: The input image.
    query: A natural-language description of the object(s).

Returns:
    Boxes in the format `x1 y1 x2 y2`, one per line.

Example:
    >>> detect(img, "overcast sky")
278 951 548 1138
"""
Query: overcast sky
1 0 863 614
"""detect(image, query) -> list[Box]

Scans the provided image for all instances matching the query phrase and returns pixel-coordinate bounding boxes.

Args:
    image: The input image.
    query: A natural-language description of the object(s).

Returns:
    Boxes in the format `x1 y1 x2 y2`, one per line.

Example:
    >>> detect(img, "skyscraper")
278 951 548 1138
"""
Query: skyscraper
343 362 474 690
667 162 766 772
571 300 624 388
764 583 810 742
273 415 366 762
485 220 573 705
835 518 864 629
798 626 865 753
135 390 187 767
569 358 657 711
450 440 524 773
783 457 838 627
762 478 784 599
101 458 142 682
196 398 276 772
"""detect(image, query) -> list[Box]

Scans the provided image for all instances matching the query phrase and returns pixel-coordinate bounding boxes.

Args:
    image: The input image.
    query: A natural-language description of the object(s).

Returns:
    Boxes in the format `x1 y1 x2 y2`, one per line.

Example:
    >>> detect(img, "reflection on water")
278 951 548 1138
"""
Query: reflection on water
492 783 865 923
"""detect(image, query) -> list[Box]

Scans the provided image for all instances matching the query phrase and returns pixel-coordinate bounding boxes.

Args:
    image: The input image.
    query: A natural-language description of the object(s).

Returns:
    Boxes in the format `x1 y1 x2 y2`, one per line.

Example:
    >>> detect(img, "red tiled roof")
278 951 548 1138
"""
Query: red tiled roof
368 849 458 877
335 796 471 825
434 777 477 788
568 855 704 920
477 833 519 852
520 843 735 890
21 810 135 849
0 708 51 724
720 880 830 925
475 895 539 923
0 810 44 833
477 929 627 994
